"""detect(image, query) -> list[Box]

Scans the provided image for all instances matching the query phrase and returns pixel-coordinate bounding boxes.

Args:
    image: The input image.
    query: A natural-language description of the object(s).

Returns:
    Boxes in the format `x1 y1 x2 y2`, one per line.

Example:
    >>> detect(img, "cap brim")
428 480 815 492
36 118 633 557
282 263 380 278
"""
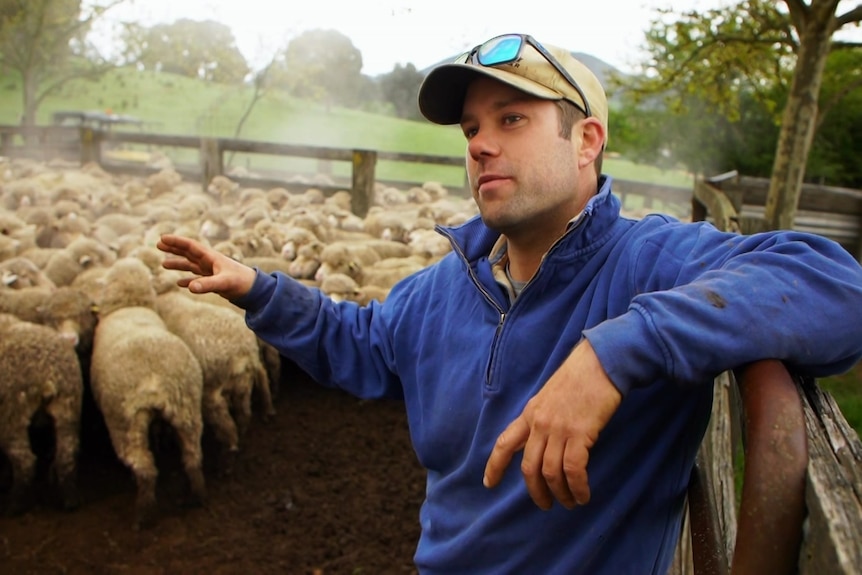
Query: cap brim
418 63 564 125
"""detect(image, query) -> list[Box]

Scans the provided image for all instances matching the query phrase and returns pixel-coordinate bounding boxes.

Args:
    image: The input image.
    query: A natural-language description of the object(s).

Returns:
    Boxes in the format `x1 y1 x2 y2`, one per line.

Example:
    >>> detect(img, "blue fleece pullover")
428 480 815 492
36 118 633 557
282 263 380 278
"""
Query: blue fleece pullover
236 176 862 574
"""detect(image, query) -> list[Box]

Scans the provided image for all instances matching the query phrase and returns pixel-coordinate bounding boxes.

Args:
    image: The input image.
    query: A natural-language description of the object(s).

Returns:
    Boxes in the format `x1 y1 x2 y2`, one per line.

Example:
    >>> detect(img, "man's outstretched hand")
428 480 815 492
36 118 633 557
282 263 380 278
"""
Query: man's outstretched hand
483 338 622 510
157 234 257 300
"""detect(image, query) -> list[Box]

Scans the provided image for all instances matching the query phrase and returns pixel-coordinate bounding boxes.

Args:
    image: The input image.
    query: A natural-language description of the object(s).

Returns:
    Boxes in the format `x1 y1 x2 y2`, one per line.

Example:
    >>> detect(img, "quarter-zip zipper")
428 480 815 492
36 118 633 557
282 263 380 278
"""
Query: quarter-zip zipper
437 210 591 390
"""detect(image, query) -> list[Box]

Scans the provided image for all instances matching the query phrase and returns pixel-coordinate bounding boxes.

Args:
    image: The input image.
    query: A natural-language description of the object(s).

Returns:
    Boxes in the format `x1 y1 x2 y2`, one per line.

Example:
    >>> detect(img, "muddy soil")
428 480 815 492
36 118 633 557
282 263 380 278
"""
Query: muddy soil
0 359 426 575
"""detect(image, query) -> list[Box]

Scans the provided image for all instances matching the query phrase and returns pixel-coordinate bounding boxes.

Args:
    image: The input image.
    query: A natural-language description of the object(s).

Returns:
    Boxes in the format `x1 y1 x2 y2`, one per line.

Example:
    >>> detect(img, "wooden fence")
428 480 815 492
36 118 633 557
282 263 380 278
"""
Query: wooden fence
669 175 862 575
694 170 862 262
0 124 693 218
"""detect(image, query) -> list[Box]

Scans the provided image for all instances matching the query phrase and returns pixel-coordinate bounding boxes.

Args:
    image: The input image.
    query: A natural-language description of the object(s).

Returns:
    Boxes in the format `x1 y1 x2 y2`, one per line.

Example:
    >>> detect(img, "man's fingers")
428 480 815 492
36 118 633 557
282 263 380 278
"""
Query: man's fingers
161 256 199 274
540 436 576 509
522 433 555 510
156 234 192 257
483 417 529 489
563 441 591 506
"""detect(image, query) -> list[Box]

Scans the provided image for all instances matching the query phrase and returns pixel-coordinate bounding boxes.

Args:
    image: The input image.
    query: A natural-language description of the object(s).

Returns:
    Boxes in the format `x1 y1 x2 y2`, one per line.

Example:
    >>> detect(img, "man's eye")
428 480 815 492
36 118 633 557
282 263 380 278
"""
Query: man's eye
503 114 523 125
463 126 478 139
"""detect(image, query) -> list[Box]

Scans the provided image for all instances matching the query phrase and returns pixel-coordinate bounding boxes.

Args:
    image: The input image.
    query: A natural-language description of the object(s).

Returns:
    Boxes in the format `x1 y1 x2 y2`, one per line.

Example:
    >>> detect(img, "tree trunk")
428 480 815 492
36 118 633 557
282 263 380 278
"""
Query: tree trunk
765 4 836 231
20 69 39 128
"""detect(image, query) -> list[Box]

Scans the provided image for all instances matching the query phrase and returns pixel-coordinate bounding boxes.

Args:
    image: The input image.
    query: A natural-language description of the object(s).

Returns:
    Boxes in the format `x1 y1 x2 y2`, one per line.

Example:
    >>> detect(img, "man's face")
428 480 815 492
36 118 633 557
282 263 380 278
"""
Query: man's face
459 76 590 242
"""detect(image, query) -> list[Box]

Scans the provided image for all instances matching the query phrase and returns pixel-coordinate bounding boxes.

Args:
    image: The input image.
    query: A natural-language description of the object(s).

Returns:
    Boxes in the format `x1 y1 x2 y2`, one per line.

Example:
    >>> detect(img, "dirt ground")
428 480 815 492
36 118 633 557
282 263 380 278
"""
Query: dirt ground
0 359 427 575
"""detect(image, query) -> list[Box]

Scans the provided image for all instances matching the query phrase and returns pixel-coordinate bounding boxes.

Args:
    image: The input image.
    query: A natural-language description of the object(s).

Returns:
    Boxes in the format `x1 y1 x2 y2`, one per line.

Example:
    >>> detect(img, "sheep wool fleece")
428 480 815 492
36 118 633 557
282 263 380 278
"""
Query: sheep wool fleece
236 175 862 575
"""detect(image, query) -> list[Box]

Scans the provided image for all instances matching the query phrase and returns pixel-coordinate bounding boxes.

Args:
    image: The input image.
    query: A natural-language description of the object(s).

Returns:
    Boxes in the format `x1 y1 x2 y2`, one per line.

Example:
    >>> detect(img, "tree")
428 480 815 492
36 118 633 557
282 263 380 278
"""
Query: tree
0 0 126 127
807 41 862 186
630 0 862 229
378 63 425 120
121 19 249 84
266 29 365 109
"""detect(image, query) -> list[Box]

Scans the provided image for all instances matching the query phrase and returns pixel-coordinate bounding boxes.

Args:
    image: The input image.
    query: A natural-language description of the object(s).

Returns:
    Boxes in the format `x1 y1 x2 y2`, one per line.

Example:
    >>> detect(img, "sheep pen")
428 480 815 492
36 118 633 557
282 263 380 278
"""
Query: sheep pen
0 157 432 573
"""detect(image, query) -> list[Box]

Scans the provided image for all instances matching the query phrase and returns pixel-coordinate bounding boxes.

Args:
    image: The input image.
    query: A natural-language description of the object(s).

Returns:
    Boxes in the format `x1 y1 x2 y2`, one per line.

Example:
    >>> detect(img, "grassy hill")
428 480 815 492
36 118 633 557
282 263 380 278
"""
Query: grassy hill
0 67 692 189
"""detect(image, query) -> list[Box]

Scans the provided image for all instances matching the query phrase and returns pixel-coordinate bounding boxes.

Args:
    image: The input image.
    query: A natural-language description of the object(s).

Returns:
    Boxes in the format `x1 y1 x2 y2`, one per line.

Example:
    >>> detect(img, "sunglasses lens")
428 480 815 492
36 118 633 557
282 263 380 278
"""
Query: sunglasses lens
477 35 523 66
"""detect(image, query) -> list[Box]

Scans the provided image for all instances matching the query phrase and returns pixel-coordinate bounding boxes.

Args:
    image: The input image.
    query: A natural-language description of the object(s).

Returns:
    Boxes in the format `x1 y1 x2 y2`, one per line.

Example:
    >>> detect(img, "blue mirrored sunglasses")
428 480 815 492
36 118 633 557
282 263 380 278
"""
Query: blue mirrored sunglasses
454 34 592 118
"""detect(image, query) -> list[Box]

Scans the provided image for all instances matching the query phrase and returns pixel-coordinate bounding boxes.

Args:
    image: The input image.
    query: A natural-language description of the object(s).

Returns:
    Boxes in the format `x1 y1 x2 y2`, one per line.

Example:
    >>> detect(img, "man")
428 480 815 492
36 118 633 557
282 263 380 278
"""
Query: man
159 33 862 574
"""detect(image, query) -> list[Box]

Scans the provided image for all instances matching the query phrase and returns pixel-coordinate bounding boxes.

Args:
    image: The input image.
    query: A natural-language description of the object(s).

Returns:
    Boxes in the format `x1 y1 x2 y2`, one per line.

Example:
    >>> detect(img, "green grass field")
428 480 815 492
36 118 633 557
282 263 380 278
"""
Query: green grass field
1 68 859 433
0 68 694 189
820 364 862 434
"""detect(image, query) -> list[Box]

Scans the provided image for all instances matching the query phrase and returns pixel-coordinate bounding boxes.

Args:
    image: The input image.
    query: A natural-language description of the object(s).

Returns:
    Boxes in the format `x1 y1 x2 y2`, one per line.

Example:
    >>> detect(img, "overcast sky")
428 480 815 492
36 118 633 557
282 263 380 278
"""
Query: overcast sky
96 0 862 75
95 0 723 74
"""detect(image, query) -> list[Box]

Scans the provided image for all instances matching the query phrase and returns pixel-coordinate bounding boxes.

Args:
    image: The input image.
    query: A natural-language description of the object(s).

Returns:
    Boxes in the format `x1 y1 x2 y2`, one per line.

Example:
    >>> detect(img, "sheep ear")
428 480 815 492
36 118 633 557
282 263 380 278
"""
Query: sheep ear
348 261 359 273
2 271 18 286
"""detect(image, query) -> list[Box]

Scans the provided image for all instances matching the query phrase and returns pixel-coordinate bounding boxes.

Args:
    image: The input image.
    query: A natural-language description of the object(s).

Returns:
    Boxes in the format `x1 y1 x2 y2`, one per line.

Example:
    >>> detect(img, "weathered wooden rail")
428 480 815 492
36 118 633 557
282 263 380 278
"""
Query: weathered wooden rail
0 124 463 217
669 176 862 575
0 124 693 218
694 170 862 262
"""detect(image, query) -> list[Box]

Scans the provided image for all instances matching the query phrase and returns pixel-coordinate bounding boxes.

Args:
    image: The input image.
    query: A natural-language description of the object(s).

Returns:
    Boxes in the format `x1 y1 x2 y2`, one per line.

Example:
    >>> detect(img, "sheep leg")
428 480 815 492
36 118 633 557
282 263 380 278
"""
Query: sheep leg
0 433 37 516
114 411 158 530
202 392 240 475
253 363 276 420
167 415 206 507
232 383 253 438
259 341 281 400
46 400 82 511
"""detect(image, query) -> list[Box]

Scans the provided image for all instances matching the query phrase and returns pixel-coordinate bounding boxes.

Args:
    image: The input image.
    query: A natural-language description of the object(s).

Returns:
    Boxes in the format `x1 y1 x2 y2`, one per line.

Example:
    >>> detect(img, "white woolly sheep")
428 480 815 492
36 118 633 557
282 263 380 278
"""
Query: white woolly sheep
207 174 241 203
0 233 20 260
38 285 98 356
324 190 352 211
422 181 449 201
314 239 413 283
362 209 416 243
0 313 84 515
265 187 292 210
90 257 206 529
408 228 454 260
320 273 390 305
69 265 110 304
146 168 184 198
0 256 56 289
227 229 278 259
154 291 275 469
280 227 320 261
244 256 295 277
287 240 326 280
320 272 363 303
0 285 54 324
175 289 285 401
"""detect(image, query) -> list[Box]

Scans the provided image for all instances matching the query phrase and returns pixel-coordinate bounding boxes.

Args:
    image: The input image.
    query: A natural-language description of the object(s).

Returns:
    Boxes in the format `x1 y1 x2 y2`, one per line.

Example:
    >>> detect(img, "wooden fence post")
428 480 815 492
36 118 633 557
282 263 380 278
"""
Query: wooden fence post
352 149 377 218
79 128 101 165
0 131 12 157
200 138 223 191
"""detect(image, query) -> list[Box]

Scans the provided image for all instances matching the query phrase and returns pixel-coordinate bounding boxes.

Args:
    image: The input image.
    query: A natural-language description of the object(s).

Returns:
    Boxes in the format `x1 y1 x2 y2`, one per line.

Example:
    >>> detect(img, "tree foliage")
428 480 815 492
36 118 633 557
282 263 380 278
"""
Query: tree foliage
810 47 862 186
266 29 365 109
121 18 249 84
377 63 424 120
0 0 125 126
626 0 862 229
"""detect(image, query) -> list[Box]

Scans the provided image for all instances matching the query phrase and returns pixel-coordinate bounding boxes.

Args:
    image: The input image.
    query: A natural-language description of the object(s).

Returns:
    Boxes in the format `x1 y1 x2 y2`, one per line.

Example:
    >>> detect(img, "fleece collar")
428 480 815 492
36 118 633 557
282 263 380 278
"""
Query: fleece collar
438 175 620 264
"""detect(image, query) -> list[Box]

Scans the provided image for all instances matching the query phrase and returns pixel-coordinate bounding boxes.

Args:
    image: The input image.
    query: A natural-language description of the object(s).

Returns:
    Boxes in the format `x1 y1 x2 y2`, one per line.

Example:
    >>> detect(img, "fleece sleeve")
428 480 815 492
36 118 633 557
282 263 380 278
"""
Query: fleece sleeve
584 223 862 395
234 269 403 400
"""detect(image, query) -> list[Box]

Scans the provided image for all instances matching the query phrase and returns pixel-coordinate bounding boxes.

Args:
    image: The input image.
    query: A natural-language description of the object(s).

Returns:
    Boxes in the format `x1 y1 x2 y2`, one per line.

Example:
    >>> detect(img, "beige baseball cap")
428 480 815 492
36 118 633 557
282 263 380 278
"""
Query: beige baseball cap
418 34 608 145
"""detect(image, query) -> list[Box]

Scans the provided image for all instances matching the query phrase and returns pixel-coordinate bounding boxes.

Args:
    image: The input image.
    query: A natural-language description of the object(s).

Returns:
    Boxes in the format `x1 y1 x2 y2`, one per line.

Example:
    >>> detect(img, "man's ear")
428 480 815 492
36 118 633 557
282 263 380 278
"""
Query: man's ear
578 118 605 168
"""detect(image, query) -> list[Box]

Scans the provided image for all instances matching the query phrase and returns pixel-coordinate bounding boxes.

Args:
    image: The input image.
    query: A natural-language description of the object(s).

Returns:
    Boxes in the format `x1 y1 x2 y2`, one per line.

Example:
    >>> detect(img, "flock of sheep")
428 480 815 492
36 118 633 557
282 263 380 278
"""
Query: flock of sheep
0 155 478 529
